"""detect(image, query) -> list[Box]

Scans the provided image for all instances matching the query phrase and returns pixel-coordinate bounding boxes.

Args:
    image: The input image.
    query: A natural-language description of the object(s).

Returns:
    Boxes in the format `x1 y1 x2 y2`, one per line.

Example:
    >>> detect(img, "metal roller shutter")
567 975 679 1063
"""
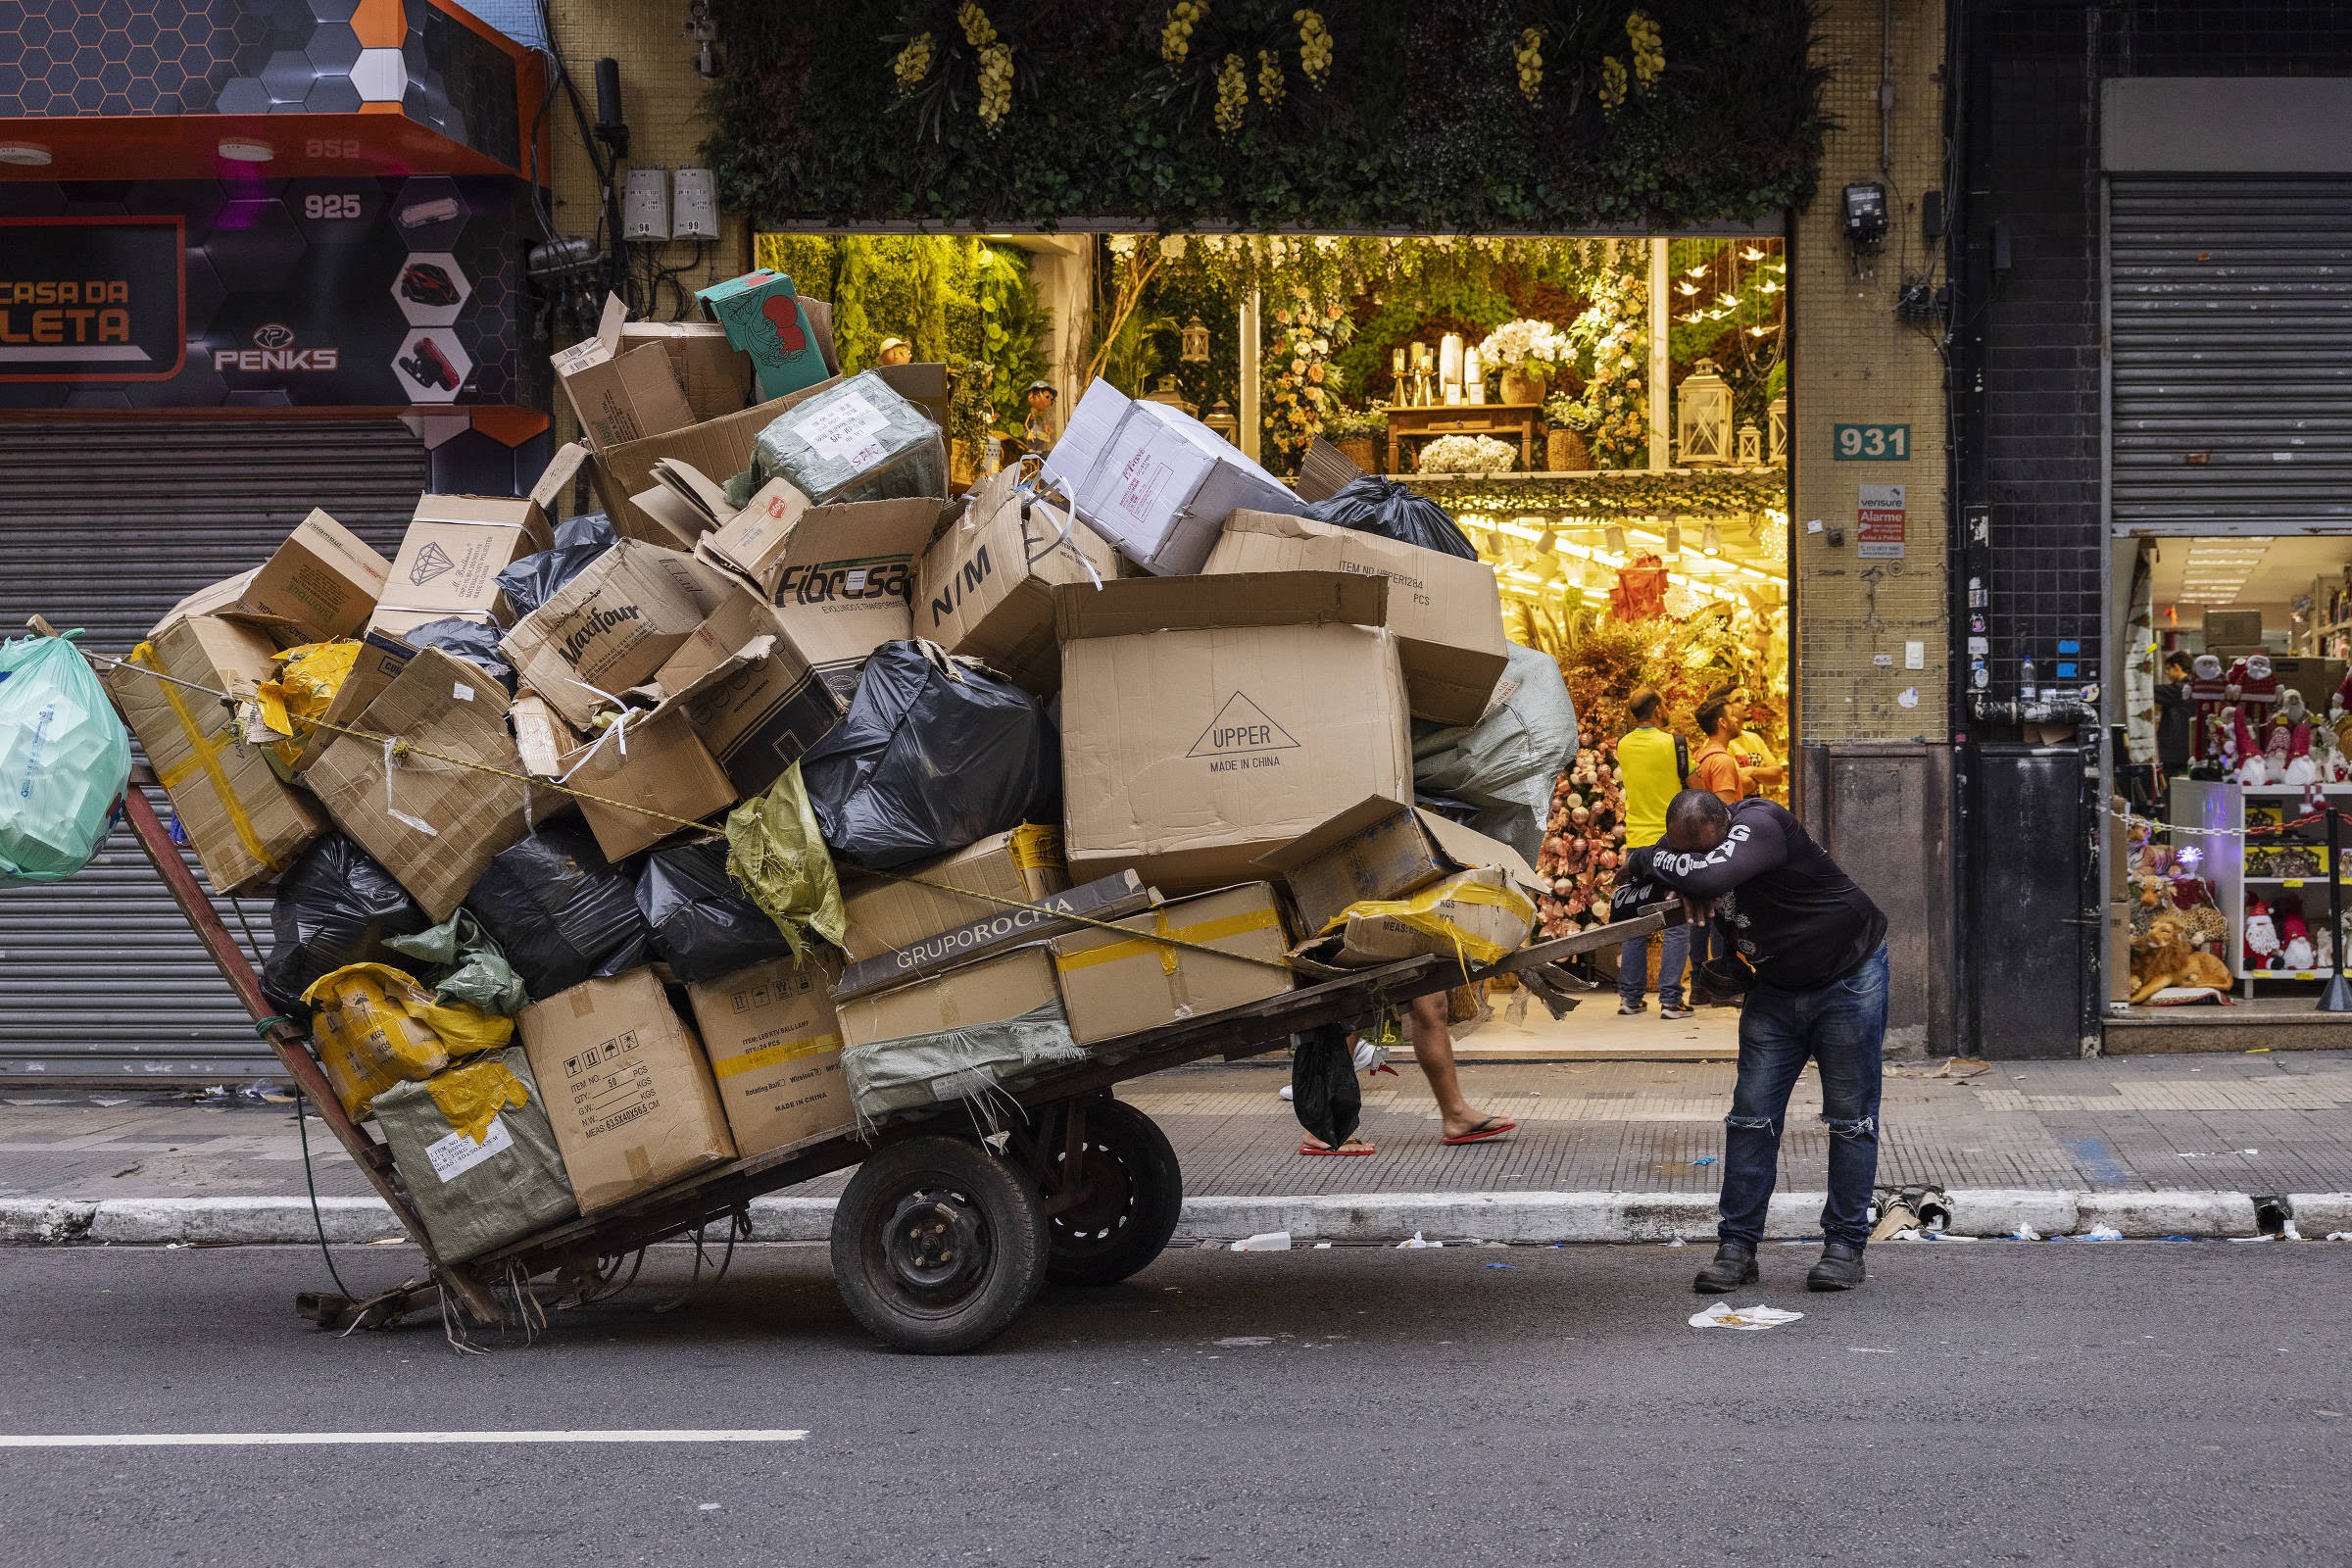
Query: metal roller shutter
2109 178 2352 534
0 419 426 1082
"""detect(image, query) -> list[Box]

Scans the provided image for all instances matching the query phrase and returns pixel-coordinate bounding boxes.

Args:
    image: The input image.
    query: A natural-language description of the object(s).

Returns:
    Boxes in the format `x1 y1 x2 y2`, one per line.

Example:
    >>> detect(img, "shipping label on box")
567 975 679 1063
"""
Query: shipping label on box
499 538 731 731
107 615 324 894
520 968 736 1213
686 955 852 1159
839 824 1067 961
916 472 1115 695
1207 509 1506 725
303 648 540 920
369 496 554 639
1054 571 1411 892
1050 882 1293 1048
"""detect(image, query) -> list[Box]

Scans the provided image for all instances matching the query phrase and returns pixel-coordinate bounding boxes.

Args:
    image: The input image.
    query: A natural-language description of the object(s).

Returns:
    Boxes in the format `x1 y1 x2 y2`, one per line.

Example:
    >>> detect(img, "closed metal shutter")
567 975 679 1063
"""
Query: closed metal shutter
0 420 425 1082
2109 178 2352 533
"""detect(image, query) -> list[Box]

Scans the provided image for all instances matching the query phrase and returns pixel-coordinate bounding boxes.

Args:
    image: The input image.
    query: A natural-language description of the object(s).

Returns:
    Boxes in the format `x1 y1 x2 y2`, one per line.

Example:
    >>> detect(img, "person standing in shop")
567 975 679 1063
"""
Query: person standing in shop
1627 788 1890 1294
1692 696 1748 806
2154 652 2195 791
1710 680 1788 801
1615 687 1693 1020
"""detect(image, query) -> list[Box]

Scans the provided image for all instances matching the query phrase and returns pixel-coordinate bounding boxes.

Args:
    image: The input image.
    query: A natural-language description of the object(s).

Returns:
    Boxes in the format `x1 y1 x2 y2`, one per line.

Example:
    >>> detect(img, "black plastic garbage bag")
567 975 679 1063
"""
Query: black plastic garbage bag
800 641 1058 870
495 512 618 620
1290 1022 1361 1152
399 617 517 694
462 822 654 1000
635 840 796 983
1303 475 1479 561
260 834 429 1012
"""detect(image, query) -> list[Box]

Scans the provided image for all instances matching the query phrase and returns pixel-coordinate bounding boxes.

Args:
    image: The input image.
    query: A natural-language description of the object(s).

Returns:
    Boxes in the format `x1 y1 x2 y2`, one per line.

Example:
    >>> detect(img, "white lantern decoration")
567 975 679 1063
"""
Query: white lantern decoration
1737 421 1763 465
1766 394 1788 465
1677 358 1733 466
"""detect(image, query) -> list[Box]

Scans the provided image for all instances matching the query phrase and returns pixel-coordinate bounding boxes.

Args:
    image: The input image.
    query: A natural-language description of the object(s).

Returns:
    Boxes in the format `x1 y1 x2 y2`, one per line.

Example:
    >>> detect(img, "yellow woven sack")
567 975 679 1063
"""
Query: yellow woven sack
301 961 515 1118
252 639 360 768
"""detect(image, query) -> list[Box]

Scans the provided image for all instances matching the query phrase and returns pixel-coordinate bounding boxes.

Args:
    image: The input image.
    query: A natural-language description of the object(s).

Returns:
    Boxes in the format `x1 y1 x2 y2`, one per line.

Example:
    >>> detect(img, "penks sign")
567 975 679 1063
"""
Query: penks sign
0 177 532 414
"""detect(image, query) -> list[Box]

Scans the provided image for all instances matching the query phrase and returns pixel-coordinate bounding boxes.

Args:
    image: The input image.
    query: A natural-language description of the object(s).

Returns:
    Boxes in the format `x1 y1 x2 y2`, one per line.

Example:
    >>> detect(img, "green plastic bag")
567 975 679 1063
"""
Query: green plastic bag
0 635 132 886
724 763 848 959
386 909 529 1016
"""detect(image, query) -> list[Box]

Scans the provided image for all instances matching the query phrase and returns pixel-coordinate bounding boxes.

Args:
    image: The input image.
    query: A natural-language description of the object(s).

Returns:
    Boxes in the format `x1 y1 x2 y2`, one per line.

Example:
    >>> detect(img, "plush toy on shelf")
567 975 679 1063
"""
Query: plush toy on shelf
2227 653 2281 727
2187 654 2232 771
2278 898 2316 972
2230 705 2273 785
2243 895 2282 972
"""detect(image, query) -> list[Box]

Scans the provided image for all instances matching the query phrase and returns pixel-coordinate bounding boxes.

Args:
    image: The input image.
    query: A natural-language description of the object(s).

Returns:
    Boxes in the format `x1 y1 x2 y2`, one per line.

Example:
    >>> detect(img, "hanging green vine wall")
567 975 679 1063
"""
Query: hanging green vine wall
710 0 1826 231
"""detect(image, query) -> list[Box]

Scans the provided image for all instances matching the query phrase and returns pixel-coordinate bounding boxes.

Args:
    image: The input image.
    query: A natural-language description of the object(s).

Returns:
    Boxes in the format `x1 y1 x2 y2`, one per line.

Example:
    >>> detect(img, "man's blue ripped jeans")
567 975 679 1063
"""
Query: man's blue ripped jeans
1716 944 1889 1249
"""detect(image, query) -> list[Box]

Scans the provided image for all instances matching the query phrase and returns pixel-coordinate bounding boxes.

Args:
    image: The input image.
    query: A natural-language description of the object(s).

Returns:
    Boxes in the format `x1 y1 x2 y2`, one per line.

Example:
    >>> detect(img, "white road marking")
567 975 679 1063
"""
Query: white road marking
0 1429 808 1448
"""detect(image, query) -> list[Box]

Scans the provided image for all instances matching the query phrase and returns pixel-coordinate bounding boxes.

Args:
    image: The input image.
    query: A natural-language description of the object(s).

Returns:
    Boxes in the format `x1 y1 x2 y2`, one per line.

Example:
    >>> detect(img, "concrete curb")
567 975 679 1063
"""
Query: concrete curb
6 1190 2348 1247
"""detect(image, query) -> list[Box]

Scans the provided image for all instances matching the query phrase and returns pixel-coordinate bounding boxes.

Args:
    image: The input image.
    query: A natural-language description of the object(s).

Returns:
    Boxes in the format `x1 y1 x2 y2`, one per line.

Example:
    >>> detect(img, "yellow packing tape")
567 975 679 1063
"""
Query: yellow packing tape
132 640 281 873
1007 822 1063 873
420 1058 530 1145
711 1031 844 1080
1055 907 1285 974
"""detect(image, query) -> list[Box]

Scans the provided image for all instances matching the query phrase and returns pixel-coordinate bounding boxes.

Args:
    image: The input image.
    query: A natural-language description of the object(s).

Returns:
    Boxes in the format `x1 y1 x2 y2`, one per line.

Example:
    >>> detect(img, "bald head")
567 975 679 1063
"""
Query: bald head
1664 788 1732 853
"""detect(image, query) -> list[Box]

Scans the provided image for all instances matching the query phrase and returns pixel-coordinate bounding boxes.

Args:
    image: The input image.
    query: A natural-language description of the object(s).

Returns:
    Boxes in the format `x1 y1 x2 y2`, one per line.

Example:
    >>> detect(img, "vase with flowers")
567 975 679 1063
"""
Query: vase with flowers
1543 391 1597 471
1479 318 1573 407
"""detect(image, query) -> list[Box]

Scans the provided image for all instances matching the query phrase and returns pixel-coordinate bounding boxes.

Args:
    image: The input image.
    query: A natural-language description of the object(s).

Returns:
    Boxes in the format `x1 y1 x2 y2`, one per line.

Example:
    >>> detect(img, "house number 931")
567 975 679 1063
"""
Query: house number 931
1834 423 1909 460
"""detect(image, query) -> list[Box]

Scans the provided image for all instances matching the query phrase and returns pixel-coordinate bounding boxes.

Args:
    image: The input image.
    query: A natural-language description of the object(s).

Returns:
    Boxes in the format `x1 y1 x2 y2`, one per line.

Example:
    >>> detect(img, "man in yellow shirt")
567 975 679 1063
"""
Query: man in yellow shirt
1615 687 1693 1019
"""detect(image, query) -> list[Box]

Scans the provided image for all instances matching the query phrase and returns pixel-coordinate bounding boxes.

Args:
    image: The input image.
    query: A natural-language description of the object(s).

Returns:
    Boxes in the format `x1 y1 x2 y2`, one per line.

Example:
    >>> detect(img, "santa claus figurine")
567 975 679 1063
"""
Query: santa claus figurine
2187 654 2233 770
2244 896 2282 972
2228 652 2282 728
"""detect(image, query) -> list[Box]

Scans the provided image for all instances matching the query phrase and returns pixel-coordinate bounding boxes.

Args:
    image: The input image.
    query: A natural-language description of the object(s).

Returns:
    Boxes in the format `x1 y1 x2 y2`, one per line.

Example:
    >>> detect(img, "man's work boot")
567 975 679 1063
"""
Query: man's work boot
1806 1240 1866 1292
1691 1241 1758 1295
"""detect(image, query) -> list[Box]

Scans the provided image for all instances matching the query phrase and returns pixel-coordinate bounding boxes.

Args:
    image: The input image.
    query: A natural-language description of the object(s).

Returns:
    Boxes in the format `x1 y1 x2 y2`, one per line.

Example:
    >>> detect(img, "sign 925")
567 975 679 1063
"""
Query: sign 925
1834 422 1909 461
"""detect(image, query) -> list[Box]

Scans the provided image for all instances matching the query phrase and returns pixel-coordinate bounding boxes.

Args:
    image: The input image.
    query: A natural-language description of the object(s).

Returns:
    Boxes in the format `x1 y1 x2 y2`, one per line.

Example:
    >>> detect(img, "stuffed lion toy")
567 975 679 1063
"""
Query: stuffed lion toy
2130 908 2232 1004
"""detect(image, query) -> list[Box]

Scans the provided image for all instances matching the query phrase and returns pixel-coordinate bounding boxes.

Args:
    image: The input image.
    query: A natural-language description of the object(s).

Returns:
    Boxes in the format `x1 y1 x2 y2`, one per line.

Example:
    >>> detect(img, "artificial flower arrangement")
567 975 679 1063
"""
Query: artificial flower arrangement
1416 433 1518 474
1478 318 1575 375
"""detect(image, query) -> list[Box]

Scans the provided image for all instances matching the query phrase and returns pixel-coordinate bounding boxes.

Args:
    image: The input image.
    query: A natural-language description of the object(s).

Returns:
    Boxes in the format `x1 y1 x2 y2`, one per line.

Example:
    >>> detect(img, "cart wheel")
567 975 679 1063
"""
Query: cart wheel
830 1135 1049 1354
1045 1100 1184 1288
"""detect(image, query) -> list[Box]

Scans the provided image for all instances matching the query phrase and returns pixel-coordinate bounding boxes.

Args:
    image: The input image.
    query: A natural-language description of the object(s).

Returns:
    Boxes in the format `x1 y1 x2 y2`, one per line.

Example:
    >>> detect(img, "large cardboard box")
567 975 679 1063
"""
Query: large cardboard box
914 467 1118 694
498 538 731 731
840 824 1067 961
553 296 699 455
1056 571 1412 892
369 494 555 639
617 318 754 423
289 630 415 775
1050 882 1293 1048
559 705 738 861
595 363 951 544
686 955 853 1159
2202 609 2263 646
763 496 942 701
1256 796 1544 939
107 616 324 893
519 968 737 1212
159 510 391 644
654 585 846 798
2266 656 2347 712
836 870 1152 1003
837 944 1061 1052
303 647 540 919
1207 509 1507 724
1043 380 1308 575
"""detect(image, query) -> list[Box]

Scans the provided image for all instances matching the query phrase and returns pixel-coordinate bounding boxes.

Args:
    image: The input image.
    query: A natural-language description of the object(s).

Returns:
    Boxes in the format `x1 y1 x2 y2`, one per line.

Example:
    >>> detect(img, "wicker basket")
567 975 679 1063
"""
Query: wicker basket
1335 435 1381 473
1545 427 1592 471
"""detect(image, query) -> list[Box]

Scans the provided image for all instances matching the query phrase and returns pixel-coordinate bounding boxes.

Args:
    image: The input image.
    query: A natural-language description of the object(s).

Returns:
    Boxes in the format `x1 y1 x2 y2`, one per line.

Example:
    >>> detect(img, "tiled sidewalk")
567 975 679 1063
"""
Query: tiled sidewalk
5 1051 2349 1203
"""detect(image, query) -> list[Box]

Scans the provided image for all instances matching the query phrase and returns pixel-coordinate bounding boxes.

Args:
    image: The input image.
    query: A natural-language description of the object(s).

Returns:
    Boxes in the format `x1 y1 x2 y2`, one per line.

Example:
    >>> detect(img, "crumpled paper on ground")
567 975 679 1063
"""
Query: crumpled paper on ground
1689 1301 1805 1331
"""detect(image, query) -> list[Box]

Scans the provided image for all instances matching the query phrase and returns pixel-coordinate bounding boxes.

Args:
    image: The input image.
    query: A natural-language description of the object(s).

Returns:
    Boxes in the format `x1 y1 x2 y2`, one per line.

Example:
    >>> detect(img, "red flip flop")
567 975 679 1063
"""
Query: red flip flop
1299 1139 1378 1156
1442 1117 1517 1147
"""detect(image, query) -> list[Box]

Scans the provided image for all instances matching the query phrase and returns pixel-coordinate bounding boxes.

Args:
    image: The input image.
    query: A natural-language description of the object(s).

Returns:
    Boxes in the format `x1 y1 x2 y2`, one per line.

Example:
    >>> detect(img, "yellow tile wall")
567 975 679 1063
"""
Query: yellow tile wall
1790 0 1950 744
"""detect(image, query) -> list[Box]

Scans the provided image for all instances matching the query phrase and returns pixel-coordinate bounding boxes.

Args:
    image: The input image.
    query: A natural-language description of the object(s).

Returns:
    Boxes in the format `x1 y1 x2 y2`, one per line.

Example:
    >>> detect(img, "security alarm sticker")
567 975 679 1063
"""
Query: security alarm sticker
1857 483 1906 559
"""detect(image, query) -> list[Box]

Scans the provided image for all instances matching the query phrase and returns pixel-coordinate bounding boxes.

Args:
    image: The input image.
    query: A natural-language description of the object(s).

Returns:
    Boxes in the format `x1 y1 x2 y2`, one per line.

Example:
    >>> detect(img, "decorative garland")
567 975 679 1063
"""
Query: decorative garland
710 1 1827 231
1401 467 1787 518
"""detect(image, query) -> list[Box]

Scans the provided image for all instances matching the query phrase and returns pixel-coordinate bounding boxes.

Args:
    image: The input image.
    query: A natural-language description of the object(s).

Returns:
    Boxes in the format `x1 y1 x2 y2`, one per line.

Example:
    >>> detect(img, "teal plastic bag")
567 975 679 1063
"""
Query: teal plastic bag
0 635 132 886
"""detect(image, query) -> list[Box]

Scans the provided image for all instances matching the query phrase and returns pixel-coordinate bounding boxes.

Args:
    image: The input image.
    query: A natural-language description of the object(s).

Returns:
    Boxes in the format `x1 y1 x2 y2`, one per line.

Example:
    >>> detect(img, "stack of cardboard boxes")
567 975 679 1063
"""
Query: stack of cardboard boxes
103 283 1544 1263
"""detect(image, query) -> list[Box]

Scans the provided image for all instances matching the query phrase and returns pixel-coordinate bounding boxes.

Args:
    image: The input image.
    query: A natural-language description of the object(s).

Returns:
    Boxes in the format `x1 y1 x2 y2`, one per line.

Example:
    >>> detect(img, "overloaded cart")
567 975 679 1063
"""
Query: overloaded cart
8 273 1668 1353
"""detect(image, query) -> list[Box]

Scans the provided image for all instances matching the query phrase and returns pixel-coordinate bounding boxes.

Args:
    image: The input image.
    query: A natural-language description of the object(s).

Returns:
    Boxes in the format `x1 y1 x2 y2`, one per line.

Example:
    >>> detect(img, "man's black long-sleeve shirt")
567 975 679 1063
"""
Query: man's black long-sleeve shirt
1625 799 1887 992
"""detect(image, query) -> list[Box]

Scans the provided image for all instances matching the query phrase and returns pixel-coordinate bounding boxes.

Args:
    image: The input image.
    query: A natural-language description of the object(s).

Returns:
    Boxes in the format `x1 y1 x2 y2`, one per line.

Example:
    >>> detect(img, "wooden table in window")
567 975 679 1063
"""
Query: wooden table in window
1385 404 1543 473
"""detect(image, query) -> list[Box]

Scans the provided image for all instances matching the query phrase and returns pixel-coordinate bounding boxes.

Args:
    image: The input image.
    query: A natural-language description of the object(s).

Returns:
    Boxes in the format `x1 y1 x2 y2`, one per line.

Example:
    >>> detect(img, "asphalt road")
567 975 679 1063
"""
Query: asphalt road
1 1242 2345 1568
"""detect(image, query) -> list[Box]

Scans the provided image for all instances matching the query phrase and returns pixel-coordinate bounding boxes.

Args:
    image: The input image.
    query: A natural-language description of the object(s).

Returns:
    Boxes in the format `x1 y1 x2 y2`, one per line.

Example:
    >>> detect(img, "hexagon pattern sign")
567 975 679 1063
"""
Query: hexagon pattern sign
0 174 530 412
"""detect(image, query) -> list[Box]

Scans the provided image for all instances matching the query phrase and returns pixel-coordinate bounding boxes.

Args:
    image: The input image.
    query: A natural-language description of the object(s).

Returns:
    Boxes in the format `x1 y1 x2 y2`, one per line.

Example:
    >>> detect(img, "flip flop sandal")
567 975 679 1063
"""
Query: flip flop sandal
1299 1139 1378 1156
1442 1117 1518 1147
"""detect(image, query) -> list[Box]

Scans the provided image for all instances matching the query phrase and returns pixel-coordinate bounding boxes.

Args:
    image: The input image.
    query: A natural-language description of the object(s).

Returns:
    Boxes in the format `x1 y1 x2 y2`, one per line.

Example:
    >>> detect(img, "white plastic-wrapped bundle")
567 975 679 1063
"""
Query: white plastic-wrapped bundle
747 370 947 506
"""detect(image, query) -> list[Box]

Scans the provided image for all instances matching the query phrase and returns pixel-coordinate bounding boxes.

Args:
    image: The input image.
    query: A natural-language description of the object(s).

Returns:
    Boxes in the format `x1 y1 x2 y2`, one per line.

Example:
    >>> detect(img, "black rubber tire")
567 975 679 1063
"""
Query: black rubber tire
1044 1100 1185 1288
830 1135 1049 1354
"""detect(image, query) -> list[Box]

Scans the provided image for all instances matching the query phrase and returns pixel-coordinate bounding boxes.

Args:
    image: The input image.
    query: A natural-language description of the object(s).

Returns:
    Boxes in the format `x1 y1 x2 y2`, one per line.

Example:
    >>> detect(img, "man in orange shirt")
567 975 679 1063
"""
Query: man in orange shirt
1692 696 1747 806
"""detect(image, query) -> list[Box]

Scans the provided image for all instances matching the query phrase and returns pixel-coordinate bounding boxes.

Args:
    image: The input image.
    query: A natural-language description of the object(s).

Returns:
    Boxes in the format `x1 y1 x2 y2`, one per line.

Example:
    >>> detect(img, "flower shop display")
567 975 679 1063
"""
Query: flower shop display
1261 291 1355 472
1478 318 1575 406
